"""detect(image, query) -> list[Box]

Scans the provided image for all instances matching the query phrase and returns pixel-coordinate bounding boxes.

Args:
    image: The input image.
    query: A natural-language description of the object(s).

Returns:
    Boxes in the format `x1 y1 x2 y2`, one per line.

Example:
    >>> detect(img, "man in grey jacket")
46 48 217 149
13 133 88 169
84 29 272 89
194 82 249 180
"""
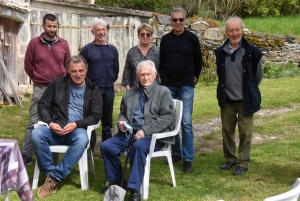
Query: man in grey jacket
100 60 175 201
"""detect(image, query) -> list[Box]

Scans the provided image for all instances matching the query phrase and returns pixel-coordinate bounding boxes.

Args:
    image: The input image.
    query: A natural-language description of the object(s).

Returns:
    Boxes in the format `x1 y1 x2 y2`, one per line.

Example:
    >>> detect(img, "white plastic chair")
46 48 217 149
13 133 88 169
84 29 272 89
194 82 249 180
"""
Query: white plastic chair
264 178 300 201
105 99 182 199
140 99 183 200
32 121 100 190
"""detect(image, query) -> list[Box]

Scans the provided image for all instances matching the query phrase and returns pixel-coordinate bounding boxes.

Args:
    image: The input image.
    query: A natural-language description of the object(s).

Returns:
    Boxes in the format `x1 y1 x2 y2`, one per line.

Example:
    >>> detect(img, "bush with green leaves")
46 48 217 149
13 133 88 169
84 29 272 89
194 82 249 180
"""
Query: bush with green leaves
263 61 300 78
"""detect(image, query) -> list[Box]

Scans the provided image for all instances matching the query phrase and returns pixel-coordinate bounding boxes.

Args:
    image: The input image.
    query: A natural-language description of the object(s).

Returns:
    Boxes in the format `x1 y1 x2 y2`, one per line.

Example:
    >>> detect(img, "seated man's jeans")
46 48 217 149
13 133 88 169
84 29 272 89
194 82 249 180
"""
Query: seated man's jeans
31 126 89 181
100 133 165 192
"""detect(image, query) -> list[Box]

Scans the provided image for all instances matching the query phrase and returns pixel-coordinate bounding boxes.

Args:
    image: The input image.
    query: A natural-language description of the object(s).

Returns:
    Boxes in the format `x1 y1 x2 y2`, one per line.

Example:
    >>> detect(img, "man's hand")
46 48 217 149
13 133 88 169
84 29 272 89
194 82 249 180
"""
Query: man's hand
118 121 127 132
134 129 145 140
194 76 198 85
49 122 77 136
62 123 77 135
49 122 64 135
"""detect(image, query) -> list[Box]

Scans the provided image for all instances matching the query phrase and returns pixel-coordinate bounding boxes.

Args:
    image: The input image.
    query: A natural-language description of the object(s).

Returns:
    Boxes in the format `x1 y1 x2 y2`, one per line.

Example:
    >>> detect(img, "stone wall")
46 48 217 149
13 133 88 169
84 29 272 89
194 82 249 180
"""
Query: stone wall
150 15 300 66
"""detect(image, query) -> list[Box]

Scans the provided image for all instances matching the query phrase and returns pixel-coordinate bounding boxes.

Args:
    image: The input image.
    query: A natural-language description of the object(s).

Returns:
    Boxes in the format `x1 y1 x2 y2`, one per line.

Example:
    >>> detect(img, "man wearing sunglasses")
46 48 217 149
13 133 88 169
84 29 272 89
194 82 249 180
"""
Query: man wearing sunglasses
159 8 203 173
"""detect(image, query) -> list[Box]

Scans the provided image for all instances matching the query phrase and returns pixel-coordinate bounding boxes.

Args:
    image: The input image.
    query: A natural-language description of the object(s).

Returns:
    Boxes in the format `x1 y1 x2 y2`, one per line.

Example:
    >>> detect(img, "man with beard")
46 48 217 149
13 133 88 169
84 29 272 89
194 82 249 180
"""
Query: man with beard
22 13 71 166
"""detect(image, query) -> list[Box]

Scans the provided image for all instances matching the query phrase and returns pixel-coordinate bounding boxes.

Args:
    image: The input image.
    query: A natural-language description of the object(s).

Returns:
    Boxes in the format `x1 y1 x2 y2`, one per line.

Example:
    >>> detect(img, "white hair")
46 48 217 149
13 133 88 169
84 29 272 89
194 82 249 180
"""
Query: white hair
136 60 157 74
91 18 107 30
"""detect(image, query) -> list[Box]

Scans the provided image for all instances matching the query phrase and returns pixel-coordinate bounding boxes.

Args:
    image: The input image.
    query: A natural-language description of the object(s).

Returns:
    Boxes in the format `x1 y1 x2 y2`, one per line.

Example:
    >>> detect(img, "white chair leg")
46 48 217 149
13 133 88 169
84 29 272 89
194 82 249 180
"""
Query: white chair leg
87 147 95 175
5 189 8 201
79 150 88 190
32 160 40 189
166 152 176 187
141 155 150 200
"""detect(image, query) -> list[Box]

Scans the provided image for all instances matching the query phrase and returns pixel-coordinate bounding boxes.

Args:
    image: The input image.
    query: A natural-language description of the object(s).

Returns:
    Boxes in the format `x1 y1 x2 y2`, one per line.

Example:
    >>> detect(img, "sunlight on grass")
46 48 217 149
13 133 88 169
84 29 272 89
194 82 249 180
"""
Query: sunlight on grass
0 77 300 200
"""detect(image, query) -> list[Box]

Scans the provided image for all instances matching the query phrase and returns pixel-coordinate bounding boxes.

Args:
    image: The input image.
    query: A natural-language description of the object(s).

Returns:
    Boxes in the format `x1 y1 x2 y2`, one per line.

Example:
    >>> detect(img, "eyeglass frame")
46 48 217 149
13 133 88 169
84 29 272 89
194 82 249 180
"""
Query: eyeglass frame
139 33 151 38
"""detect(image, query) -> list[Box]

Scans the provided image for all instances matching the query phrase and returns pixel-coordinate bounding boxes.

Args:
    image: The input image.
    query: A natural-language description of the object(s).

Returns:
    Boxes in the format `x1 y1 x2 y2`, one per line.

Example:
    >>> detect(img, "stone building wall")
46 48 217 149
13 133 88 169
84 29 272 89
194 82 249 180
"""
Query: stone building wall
150 15 300 66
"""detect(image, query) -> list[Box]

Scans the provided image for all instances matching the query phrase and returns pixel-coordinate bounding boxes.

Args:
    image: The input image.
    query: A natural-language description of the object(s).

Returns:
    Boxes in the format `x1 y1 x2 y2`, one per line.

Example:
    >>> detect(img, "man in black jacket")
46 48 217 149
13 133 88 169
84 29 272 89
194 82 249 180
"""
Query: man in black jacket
215 16 263 176
31 55 103 198
159 8 203 173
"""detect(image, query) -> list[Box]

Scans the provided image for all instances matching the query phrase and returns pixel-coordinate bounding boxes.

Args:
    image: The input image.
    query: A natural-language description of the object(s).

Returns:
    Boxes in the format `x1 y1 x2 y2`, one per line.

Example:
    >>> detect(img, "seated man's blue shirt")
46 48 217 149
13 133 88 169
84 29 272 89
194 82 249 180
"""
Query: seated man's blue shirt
131 86 147 131
68 84 86 122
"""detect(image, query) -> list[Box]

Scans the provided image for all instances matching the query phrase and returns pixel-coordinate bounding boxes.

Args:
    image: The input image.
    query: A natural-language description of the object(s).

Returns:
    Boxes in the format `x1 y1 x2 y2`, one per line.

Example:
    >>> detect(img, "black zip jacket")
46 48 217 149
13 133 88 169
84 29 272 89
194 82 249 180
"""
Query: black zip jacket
38 75 103 128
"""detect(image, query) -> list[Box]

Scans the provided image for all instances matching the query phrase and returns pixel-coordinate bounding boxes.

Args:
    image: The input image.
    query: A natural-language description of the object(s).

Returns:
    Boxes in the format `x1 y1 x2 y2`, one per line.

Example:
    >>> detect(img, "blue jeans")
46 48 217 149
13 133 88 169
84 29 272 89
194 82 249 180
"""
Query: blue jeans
100 133 165 191
31 126 89 181
100 90 115 141
167 86 194 162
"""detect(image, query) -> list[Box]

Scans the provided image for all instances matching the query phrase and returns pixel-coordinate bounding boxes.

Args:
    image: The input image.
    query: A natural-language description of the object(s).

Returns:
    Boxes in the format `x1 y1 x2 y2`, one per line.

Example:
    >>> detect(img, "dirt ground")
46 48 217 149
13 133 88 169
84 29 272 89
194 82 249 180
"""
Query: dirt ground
94 102 300 157
193 102 300 153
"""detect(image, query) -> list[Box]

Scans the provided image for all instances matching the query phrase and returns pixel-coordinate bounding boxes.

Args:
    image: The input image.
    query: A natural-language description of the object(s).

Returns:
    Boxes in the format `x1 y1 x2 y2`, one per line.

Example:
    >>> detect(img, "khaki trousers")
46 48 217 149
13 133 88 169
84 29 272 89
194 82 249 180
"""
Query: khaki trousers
220 101 253 168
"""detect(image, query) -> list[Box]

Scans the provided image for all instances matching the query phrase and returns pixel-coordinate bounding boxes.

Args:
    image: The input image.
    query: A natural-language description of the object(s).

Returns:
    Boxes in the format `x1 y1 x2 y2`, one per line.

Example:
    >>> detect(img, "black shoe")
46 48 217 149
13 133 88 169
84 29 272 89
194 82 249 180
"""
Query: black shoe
233 166 248 176
183 161 193 173
22 155 32 166
220 161 236 170
130 191 141 201
101 180 127 194
165 154 182 165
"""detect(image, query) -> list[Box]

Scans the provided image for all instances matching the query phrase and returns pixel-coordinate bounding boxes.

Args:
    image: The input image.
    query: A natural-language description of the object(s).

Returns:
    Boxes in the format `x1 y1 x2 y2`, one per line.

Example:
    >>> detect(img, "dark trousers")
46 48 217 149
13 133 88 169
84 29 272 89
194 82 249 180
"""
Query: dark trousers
100 133 164 191
220 101 253 168
100 90 114 141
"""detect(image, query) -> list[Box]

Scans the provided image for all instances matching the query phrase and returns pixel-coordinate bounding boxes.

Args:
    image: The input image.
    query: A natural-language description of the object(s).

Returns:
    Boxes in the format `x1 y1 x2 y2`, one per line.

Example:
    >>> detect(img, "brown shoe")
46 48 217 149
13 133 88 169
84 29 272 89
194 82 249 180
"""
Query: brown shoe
37 175 57 198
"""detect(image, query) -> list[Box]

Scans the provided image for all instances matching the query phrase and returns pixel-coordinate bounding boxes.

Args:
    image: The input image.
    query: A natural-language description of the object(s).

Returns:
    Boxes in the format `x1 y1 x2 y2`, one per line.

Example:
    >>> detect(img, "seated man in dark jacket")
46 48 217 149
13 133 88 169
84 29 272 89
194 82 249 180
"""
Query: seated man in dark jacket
31 55 103 198
100 60 175 201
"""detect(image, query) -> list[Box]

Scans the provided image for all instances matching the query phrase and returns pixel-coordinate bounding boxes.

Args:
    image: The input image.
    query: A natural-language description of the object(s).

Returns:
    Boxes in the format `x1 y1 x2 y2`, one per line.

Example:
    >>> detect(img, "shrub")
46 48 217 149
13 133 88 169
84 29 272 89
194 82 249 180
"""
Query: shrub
263 61 300 78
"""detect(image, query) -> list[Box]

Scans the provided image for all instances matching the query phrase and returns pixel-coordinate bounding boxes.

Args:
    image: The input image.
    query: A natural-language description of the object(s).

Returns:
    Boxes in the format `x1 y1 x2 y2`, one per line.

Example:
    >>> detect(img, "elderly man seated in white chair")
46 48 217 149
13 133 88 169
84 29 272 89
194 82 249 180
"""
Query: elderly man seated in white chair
100 60 175 201
31 55 103 198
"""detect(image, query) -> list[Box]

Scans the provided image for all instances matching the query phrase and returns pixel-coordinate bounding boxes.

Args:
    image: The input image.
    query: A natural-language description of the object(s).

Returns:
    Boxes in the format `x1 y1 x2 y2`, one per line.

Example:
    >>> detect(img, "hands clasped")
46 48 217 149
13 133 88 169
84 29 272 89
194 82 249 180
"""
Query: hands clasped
49 122 77 136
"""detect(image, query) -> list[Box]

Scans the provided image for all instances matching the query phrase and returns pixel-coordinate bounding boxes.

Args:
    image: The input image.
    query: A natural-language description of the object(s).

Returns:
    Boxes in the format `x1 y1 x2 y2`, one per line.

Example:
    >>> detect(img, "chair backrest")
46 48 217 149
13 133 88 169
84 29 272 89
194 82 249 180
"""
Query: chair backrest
173 99 183 135
264 178 300 201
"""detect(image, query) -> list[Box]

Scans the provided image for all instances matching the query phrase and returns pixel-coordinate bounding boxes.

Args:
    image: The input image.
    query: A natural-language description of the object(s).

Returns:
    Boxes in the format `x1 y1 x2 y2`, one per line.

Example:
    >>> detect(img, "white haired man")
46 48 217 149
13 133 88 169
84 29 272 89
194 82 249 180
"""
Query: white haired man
215 16 263 176
101 60 175 201
80 18 119 143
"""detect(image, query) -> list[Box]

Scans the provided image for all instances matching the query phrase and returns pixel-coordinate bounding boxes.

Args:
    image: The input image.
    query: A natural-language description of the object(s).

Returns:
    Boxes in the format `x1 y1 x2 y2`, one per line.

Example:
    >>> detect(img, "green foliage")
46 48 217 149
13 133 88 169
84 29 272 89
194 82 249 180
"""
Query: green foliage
263 61 300 78
95 0 170 14
199 46 217 85
242 0 300 17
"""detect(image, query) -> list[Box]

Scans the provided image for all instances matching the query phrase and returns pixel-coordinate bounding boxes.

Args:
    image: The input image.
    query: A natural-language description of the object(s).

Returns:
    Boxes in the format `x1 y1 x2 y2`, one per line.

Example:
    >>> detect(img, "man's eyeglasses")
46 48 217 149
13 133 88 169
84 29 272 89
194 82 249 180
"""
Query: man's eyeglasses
172 18 185 22
140 33 151 38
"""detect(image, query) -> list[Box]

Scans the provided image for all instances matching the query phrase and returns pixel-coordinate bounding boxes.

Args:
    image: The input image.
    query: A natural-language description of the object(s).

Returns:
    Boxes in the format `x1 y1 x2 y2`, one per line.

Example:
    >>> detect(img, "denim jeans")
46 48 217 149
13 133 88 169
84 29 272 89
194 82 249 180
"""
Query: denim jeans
31 126 89 181
101 133 165 191
167 86 194 162
100 90 115 142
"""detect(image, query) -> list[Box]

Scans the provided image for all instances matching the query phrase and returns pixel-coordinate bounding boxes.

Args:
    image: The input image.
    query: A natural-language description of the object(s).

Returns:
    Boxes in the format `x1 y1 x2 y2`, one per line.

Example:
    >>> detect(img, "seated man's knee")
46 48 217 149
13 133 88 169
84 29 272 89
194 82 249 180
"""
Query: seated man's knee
31 126 47 142
75 129 89 147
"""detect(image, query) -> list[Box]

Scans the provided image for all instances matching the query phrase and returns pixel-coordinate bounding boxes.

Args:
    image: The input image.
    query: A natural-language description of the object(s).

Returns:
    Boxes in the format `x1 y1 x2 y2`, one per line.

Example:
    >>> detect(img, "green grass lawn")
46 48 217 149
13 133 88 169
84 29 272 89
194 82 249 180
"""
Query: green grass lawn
218 14 300 38
1 76 300 200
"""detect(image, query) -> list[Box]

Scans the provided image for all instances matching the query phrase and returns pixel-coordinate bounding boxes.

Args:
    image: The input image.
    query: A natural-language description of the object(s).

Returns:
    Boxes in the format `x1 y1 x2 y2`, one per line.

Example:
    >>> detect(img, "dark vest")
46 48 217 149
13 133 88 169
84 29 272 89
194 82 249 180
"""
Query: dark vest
215 37 263 114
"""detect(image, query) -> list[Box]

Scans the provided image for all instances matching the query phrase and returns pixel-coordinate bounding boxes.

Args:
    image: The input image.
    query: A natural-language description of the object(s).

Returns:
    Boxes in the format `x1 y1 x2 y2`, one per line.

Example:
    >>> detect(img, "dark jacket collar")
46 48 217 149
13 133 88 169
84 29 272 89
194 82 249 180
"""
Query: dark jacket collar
136 81 158 99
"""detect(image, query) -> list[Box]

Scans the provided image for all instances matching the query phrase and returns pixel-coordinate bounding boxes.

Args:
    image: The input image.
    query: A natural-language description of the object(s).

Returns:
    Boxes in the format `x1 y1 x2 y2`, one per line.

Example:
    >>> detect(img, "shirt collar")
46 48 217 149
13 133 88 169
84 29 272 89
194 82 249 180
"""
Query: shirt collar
92 40 109 46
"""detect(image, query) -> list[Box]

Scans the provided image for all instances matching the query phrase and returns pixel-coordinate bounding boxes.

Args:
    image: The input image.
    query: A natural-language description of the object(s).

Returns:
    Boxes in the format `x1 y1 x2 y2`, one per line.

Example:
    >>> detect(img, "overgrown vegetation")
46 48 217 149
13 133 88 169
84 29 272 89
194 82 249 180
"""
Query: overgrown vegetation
95 0 300 19
263 61 300 78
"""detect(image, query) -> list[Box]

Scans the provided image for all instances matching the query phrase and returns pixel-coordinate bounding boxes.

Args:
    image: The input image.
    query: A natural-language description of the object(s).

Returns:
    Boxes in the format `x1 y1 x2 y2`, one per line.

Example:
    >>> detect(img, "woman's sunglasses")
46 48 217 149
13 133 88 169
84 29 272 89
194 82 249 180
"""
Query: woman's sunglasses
172 18 185 22
140 33 151 38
